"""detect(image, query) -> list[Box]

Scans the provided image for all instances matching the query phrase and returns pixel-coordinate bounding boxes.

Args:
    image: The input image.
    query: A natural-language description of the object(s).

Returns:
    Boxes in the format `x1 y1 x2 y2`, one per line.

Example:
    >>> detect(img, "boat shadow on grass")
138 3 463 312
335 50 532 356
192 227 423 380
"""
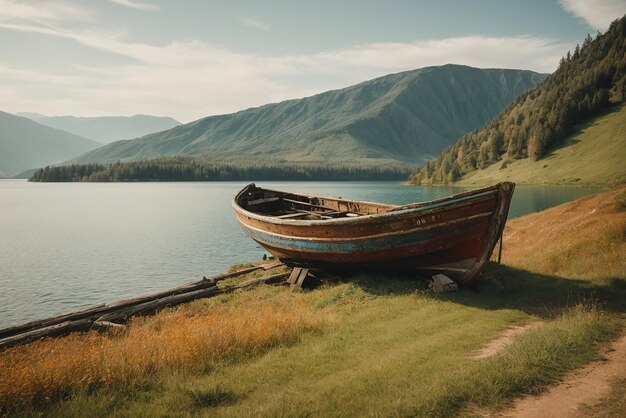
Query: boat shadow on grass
331 262 626 318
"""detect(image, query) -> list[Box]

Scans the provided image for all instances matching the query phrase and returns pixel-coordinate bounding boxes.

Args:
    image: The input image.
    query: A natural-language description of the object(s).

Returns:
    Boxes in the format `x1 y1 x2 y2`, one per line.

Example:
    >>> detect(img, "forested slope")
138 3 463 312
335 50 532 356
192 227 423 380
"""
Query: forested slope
410 15 626 184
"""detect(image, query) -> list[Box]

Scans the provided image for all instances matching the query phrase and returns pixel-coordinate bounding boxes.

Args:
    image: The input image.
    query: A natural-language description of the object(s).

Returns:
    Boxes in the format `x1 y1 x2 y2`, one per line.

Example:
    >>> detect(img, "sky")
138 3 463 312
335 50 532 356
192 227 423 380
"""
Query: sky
1 0 625 123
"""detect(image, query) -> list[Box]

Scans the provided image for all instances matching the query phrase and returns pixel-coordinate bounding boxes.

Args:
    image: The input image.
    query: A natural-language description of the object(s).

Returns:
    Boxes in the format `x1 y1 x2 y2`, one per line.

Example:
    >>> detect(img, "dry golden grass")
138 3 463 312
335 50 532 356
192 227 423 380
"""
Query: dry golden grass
502 185 626 280
0 293 326 412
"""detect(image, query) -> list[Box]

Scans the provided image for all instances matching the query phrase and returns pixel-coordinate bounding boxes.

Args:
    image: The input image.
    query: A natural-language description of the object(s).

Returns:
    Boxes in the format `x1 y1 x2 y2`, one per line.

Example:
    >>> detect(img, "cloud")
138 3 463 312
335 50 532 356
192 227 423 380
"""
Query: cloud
0 0 92 23
280 36 568 79
239 17 271 31
108 0 159 12
0 64 85 84
559 0 626 30
0 1 570 122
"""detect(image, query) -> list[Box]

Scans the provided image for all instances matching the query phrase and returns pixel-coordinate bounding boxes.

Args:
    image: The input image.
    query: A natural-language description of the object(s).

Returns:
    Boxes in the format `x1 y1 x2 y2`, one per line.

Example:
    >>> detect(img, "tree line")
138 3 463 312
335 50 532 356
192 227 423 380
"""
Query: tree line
29 158 412 182
411 15 626 184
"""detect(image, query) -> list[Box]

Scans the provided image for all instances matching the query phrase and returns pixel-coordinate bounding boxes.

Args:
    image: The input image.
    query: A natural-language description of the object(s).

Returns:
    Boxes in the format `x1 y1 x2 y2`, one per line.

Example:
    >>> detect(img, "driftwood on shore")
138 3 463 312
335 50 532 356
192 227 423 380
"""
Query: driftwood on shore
0 263 286 351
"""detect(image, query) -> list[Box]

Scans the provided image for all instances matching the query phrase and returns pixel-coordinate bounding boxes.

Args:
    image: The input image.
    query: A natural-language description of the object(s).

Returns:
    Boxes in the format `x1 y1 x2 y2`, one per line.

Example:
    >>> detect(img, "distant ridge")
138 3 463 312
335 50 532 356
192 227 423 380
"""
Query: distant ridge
15 112 45 120
72 65 546 166
17 114 180 145
0 112 101 177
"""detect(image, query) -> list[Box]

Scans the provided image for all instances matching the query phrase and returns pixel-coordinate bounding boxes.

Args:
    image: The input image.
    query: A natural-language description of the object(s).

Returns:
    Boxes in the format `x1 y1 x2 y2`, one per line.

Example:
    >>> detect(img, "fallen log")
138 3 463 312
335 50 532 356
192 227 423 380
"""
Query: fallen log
0 264 279 340
96 273 288 323
0 304 107 340
96 286 222 323
235 272 289 288
104 280 217 309
0 318 95 350
0 265 288 351
91 320 126 332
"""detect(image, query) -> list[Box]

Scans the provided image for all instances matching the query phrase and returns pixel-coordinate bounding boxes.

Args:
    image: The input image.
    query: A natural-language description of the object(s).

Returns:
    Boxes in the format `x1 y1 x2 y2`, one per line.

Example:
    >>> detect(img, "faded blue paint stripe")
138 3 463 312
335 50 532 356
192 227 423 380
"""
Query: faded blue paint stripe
241 220 486 254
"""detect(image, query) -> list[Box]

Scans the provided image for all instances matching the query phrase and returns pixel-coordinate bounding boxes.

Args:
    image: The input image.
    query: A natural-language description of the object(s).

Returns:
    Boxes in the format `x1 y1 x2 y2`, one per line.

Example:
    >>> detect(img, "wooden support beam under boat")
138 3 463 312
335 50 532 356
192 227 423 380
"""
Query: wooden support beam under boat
287 267 309 288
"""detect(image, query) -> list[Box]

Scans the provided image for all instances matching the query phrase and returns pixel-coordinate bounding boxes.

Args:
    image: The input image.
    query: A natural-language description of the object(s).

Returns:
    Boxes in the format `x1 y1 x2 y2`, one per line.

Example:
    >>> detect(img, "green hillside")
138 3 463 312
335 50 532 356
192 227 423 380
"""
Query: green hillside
458 105 626 187
18 114 180 144
411 15 626 185
0 112 101 177
72 65 545 166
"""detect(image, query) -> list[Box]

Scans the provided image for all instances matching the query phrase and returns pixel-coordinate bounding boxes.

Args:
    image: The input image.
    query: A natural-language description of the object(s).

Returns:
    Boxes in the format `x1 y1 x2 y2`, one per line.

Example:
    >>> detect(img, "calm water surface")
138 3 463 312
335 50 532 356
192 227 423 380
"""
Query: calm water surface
0 180 601 327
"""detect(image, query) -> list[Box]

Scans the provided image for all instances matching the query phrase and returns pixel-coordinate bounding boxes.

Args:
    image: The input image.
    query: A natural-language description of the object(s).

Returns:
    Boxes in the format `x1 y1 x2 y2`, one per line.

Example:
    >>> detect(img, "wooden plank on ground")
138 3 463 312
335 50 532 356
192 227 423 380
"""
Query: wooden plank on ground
0 264 287 350
0 265 270 340
96 286 222 323
235 272 289 288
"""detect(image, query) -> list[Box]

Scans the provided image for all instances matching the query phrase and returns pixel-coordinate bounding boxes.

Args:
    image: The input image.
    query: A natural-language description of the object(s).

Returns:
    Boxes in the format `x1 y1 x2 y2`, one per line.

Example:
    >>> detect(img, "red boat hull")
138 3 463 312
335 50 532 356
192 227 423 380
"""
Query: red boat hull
233 182 515 283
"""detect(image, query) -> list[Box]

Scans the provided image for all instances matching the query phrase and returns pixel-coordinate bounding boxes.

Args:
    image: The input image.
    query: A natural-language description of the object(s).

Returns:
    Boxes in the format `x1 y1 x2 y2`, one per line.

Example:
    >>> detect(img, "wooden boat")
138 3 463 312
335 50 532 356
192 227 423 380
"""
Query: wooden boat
232 182 515 284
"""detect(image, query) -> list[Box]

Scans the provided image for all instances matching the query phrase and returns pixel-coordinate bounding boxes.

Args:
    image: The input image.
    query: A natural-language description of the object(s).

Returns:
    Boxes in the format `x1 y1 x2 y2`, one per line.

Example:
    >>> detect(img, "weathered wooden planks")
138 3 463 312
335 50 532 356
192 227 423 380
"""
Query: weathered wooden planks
0 264 287 351
0 265 268 341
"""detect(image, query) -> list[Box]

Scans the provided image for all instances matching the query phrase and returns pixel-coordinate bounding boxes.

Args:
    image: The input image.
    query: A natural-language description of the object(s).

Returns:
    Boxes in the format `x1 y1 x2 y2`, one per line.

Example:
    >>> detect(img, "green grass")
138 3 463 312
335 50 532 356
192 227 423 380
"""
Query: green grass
11 266 624 418
458 105 626 187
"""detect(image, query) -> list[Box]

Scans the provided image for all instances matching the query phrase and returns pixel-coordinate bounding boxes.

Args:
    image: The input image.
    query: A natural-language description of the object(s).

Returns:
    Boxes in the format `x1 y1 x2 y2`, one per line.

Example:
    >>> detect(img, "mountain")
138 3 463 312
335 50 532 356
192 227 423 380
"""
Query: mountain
411 15 626 185
17 114 180 144
0 112 101 177
72 65 546 166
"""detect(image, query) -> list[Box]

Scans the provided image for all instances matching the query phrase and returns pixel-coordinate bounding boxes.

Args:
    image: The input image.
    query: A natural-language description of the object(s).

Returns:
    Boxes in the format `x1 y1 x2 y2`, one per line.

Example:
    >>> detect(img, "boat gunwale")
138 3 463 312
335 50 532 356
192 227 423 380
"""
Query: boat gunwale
232 182 509 227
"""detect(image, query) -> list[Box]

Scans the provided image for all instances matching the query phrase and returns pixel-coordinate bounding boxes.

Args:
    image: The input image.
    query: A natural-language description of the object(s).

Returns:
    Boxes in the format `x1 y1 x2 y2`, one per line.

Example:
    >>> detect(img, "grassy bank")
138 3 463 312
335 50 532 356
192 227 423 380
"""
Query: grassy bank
457 105 626 187
501 185 626 281
1 187 625 417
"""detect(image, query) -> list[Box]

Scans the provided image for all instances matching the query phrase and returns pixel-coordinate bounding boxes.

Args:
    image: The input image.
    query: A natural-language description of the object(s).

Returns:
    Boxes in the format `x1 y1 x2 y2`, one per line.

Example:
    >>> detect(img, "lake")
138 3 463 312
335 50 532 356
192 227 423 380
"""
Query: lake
0 180 601 328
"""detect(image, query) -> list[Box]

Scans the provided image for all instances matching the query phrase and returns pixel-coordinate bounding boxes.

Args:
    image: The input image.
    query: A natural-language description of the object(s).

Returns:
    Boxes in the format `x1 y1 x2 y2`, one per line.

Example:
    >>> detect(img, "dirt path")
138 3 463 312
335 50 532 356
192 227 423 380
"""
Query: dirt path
498 333 626 418
472 323 542 359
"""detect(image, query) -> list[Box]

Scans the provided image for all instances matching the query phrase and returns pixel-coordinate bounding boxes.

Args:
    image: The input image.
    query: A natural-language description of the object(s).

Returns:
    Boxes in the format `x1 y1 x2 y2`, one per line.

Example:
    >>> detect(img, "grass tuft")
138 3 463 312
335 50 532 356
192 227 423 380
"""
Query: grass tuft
616 190 626 208
185 384 238 408
0 294 327 413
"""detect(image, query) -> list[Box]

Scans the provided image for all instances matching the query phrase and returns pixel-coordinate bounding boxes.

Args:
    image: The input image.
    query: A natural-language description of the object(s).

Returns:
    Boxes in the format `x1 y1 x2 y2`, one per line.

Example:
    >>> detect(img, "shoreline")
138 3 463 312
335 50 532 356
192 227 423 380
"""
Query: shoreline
1 184 625 416
0 181 607 328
